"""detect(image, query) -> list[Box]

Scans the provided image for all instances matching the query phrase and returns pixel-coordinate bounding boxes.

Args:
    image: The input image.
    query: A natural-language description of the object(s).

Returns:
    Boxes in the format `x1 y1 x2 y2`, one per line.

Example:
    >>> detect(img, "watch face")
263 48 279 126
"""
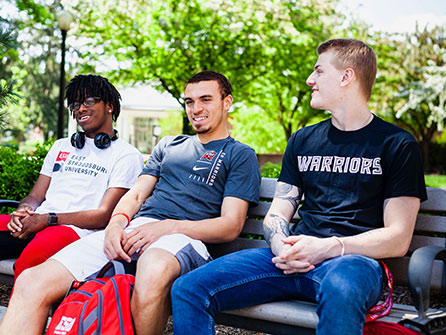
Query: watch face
48 213 58 225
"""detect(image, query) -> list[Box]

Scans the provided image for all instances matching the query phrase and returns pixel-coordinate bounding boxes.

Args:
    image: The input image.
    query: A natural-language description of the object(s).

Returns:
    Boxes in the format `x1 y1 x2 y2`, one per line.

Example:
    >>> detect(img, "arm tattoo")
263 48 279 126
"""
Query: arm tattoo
263 213 290 246
274 182 301 212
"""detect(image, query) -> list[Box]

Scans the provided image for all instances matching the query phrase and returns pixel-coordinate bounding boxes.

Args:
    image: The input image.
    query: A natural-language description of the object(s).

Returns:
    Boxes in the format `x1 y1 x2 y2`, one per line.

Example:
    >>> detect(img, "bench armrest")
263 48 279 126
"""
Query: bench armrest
0 200 19 209
408 245 446 317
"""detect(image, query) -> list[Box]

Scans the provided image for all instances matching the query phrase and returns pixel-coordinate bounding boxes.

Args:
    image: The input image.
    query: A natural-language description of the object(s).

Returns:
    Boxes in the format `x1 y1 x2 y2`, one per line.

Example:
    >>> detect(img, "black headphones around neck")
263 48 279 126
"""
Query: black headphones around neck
70 130 118 149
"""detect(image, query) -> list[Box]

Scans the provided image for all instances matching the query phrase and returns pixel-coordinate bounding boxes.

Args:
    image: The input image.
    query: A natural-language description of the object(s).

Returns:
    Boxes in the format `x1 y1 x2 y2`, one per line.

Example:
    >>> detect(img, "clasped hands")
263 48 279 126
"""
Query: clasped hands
104 219 174 263
272 235 333 274
8 207 46 239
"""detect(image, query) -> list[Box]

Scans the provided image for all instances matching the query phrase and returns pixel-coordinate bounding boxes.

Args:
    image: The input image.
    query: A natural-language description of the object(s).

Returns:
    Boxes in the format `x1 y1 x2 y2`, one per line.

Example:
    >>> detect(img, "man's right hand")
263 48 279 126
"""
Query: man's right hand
8 206 34 234
104 222 132 263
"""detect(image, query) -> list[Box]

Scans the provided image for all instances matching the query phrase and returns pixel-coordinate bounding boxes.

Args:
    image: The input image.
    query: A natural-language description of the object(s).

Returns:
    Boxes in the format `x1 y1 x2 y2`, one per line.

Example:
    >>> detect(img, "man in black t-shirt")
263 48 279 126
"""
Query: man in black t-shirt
171 39 427 335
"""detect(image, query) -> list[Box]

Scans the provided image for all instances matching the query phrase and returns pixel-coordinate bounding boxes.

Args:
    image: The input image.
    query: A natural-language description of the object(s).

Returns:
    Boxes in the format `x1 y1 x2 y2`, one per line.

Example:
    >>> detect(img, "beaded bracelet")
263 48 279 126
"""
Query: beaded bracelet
110 212 130 228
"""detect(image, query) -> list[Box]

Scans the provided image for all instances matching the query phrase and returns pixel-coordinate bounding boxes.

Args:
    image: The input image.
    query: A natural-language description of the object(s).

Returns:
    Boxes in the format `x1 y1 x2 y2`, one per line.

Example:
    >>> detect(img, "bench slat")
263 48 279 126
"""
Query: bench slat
259 178 277 200
208 238 268 259
421 187 446 213
409 236 446 253
219 301 428 334
242 219 264 235
415 215 446 233
385 257 445 291
223 300 318 329
248 203 299 220
247 202 271 218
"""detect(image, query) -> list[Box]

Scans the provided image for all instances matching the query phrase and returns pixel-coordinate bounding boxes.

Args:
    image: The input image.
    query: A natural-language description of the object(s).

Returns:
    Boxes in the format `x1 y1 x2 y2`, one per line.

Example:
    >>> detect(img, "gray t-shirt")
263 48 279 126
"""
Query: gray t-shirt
135 135 261 221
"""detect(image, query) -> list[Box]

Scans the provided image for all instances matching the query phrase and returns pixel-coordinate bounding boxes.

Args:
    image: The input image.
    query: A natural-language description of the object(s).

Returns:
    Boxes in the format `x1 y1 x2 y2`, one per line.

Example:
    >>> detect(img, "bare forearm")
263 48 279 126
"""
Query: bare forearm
56 210 113 229
341 196 420 259
340 226 413 259
168 216 244 244
56 187 130 229
108 174 158 228
18 195 42 211
112 197 143 223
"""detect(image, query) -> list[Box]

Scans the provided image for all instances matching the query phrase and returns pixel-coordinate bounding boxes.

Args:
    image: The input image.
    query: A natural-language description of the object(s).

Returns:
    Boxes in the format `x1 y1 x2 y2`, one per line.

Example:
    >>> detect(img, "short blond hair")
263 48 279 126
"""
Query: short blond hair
317 39 377 100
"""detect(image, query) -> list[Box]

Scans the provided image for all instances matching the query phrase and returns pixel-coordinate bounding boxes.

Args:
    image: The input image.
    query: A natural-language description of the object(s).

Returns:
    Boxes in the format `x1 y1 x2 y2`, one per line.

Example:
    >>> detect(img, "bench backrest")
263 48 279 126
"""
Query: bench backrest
208 178 446 293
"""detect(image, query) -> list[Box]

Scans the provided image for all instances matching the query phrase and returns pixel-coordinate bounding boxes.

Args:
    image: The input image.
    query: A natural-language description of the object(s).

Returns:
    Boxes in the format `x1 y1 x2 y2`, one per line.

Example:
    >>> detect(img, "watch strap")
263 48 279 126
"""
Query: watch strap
48 212 58 226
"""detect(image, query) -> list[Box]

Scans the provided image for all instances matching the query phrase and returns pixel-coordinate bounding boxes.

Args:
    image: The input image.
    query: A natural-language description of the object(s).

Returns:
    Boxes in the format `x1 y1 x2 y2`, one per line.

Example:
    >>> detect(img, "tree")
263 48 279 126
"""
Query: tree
375 26 446 170
70 0 342 141
2 0 68 140
72 0 268 134
395 55 446 169
0 19 20 131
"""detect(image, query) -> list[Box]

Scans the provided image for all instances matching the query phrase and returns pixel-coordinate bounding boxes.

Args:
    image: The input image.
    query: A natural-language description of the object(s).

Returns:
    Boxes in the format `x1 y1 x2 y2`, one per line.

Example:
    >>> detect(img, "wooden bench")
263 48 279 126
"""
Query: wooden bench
207 178 446 335
1 178 446 334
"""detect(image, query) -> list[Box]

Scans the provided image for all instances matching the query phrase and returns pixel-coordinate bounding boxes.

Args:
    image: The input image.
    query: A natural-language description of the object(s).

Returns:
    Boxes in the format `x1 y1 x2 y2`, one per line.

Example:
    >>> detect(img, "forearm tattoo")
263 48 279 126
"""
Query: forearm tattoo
263 213 290 246
274 182 301 212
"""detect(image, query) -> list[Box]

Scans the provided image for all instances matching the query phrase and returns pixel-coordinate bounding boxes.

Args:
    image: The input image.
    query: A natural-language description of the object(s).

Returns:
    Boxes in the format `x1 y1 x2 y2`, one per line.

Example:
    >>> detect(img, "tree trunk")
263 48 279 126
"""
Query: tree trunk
421 139 430 173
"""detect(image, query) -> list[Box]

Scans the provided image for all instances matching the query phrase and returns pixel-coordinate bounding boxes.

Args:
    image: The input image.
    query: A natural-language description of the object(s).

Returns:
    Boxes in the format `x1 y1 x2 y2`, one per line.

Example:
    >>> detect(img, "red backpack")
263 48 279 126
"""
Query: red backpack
47 262 135 335
363 262 422 335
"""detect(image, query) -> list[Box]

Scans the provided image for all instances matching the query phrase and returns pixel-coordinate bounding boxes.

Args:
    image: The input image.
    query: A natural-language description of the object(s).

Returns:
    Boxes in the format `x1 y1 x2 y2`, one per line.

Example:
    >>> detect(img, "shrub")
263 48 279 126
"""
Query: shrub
0 141 51 213
260 162 281 178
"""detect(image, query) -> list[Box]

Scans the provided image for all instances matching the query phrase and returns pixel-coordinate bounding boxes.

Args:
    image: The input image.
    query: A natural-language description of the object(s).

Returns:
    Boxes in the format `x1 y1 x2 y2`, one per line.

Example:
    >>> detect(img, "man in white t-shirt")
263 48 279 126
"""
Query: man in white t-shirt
0 74 143 279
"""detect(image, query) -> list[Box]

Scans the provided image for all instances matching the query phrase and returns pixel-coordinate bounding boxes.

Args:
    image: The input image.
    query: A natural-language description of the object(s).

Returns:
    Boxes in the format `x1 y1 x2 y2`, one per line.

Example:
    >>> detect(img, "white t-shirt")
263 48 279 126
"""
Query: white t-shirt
36 136 143 237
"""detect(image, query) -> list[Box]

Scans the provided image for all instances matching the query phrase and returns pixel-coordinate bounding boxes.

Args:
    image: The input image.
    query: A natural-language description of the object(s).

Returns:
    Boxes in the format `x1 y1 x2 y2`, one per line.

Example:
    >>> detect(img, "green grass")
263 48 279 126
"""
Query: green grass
425 174 446 188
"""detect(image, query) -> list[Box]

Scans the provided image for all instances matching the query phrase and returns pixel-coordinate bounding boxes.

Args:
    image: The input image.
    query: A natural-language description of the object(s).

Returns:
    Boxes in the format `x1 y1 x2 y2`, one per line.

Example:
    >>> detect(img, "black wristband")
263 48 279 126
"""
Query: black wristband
48 212 58 226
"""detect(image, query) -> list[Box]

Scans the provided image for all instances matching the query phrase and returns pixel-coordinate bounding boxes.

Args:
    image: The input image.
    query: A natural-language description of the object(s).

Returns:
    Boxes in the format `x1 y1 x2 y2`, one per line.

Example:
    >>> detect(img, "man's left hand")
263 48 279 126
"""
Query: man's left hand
123 219 176 256
12 213 47 239
272 235 338 274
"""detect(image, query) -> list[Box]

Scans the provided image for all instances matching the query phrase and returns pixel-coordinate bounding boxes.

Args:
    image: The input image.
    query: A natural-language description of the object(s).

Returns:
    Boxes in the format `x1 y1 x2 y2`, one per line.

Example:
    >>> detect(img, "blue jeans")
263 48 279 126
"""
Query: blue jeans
171 248 383 335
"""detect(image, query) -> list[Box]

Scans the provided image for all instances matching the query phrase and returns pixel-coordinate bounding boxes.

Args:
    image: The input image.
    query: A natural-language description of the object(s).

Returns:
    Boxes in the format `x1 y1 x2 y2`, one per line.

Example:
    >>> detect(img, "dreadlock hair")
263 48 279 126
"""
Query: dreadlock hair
186 71 232 99
65 74 121 122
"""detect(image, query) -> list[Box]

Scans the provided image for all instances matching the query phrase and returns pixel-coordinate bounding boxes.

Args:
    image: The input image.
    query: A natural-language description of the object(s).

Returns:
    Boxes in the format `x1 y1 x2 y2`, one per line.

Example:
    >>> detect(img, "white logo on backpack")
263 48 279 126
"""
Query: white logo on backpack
54 316 76 334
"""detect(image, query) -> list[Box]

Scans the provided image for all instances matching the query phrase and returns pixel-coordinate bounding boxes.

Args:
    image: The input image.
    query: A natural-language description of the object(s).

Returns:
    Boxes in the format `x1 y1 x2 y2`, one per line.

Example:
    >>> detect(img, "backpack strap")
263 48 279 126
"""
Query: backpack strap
366 260 394 322
96 261 126 278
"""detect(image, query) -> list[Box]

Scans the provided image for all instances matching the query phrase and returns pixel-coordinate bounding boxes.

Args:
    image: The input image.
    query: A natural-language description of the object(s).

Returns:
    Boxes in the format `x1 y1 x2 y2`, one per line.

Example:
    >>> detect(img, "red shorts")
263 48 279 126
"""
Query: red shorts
0 215 80 279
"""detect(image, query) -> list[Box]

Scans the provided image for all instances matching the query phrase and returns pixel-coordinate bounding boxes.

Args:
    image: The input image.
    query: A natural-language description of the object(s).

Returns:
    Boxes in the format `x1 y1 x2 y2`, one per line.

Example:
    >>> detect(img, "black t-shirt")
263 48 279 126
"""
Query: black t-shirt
279 116 427 238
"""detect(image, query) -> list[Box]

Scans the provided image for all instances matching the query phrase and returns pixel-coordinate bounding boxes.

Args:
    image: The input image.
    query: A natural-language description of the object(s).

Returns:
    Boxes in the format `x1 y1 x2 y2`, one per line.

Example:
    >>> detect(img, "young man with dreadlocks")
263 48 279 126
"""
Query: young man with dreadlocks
0 74 143 280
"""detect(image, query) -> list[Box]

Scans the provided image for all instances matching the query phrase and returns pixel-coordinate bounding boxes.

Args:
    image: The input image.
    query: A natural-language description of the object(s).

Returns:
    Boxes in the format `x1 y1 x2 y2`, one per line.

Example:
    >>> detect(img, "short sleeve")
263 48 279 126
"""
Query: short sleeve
140 136 172 178
384 140 427 201
223 147 261 206
39 140 62 177
108 152 144 189
278 132 303 188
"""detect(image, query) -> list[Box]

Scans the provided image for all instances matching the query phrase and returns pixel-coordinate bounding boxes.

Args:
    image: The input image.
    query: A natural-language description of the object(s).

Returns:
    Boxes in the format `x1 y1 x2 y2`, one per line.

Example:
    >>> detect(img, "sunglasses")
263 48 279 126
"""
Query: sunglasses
69 97 102 113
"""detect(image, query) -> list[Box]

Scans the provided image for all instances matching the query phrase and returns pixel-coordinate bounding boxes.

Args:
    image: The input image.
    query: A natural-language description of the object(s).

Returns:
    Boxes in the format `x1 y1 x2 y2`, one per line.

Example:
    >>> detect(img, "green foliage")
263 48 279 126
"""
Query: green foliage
425 174 446 188
0 21 20 131
2 0 65 140
260 162 282 178
158 111 183 137
229 106 287 154
374 25 446 170
0 141 51 204
70 0 341 141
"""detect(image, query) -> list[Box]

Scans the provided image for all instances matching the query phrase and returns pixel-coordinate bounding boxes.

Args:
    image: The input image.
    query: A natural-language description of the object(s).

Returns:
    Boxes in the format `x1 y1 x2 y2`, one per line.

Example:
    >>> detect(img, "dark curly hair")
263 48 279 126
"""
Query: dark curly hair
65 74 121 121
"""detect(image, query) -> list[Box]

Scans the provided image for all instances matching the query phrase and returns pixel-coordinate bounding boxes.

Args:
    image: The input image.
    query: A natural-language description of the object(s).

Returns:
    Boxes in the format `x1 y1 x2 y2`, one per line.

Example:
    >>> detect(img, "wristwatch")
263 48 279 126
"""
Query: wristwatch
48 212 58 226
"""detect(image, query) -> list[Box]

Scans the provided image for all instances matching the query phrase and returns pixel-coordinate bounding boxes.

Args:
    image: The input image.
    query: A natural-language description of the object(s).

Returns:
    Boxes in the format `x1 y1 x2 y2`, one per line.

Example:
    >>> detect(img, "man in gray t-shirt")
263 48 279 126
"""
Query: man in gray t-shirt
0 71 261 335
